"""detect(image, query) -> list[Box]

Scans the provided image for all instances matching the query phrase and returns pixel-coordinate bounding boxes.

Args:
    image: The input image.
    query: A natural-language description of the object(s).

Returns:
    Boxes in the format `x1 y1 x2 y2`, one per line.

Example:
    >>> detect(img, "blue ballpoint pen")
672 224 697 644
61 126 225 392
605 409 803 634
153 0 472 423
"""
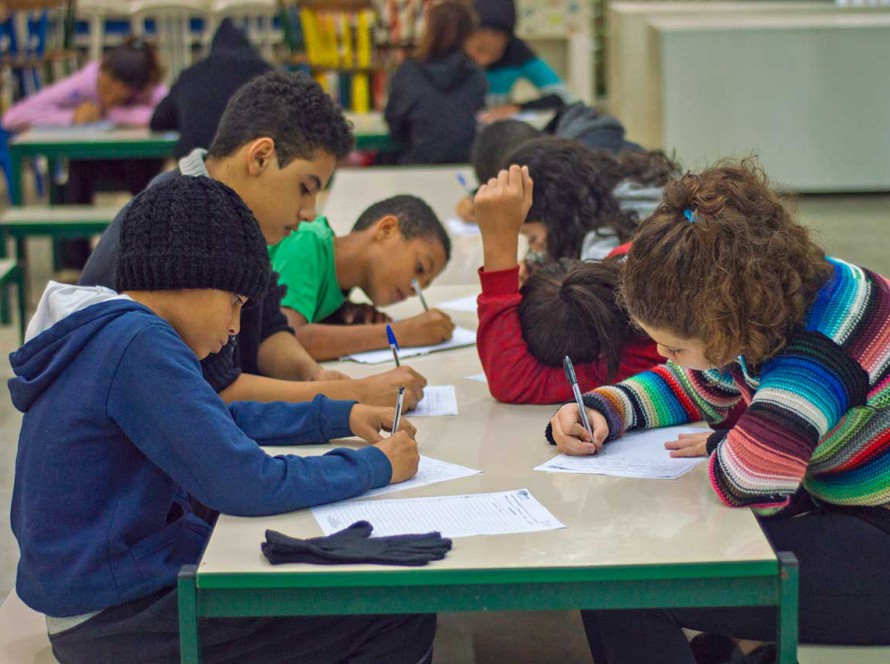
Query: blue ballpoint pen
563 355 595 449
386 324 401 368
456 173 474 196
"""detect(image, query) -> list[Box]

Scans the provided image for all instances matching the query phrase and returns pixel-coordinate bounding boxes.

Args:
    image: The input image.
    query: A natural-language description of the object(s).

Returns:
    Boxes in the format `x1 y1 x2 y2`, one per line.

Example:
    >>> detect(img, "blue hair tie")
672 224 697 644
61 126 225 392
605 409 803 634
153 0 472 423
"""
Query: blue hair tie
683 209 696 223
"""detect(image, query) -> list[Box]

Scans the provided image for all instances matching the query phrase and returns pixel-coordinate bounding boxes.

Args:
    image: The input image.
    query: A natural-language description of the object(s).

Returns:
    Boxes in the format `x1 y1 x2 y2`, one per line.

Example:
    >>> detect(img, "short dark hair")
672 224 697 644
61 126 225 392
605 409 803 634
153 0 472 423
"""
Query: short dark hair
586 149 681 192
472 120 541 184
207 71 355 166
519 258 632 378
101 36 163 90
508 137 635 261
352 195 451 261
418 1 476 62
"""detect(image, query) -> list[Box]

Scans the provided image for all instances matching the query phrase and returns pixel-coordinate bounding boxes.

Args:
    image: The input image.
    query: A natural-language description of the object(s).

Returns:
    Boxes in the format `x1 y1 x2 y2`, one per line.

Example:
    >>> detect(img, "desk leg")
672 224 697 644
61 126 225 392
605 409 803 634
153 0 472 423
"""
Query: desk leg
10 153 24 206
776 552 799 664
178 565 202 664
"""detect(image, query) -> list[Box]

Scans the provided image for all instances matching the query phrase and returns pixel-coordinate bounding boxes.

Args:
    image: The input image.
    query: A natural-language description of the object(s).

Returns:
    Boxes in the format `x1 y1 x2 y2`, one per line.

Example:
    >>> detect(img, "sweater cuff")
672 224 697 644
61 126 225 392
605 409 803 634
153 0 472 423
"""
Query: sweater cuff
706 430 727 455
316 397 357 441
353 445 393 489
581 394 623 442
478 265 520 296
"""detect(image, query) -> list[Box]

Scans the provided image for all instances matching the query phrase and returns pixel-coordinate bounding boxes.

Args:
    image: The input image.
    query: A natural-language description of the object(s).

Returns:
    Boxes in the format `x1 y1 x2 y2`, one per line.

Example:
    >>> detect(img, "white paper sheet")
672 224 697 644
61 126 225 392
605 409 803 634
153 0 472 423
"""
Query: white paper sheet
411 385 458 416
312 489 565 538
465 372 488 383
344 326 476 364
535 425 708 480
445 218 481 237
438 294 479 312
360 456 480 499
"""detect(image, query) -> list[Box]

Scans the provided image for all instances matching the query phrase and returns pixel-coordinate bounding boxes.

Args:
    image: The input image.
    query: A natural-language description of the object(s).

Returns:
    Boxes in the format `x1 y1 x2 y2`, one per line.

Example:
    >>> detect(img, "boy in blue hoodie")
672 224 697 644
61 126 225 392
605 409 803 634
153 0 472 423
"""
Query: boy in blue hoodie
9 175 435 663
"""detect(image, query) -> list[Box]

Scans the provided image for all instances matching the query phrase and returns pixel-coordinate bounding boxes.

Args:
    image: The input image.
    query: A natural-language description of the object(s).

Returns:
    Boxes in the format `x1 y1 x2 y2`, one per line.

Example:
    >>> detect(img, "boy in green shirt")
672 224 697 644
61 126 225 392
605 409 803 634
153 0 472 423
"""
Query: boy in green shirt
270 195 456 361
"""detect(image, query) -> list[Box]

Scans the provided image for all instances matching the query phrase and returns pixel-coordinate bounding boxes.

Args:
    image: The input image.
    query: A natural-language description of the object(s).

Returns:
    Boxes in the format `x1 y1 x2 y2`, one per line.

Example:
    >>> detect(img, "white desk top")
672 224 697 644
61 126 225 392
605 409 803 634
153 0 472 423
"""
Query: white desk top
321 165 486 287
199 286 775 579
11 128 178 145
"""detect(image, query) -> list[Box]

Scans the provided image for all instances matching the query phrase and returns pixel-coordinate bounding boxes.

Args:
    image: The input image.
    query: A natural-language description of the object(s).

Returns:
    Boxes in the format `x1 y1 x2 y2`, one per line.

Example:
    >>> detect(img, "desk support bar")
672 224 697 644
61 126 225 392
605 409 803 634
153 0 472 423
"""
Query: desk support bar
178 565 201 664
776 551 799 664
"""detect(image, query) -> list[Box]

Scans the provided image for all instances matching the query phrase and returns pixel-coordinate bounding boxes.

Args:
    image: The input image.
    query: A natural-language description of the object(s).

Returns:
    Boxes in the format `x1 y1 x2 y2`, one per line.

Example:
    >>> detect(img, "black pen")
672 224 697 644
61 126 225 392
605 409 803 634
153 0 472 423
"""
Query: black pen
563 355 594 449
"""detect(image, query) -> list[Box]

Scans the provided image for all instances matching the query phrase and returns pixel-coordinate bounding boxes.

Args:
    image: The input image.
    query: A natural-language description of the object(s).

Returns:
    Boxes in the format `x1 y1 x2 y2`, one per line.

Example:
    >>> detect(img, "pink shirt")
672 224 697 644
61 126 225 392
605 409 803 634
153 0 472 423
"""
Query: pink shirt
2 61 168 132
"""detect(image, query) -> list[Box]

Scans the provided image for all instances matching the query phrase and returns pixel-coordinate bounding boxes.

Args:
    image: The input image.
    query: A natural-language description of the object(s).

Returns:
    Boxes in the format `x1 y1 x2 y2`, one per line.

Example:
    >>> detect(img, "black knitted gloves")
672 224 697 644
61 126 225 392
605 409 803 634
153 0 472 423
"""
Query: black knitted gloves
262 521 452 566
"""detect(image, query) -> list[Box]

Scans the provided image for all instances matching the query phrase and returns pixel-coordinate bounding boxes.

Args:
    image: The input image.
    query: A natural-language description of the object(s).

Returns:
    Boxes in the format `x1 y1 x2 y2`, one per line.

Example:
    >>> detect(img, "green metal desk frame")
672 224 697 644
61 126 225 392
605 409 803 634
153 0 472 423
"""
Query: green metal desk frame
8 132 397 205
8 134 179 205
178 551 799 663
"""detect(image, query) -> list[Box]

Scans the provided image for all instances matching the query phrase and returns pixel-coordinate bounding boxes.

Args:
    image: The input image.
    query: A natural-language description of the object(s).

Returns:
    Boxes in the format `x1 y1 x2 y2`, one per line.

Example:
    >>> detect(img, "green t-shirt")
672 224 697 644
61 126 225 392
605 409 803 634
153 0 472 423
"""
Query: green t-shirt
269 217 346 323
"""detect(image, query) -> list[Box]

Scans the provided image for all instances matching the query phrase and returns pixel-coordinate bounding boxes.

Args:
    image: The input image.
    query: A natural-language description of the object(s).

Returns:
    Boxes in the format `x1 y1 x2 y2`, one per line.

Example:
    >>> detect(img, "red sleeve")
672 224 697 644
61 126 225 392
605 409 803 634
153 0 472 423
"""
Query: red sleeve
607 242 633 259
476 266 612 404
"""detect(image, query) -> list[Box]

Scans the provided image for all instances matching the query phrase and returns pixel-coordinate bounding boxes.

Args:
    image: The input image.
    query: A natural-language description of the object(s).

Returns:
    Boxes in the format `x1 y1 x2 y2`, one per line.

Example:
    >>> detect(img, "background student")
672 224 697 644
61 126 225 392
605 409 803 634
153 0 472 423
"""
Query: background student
473 165 661 404
548 161 890 663
505 136 636 273
270 195 456 360
150 19 272 159
467 0 573 122
2 37 168 270
81 71 428 410
385 1 487 164
10 175 434 664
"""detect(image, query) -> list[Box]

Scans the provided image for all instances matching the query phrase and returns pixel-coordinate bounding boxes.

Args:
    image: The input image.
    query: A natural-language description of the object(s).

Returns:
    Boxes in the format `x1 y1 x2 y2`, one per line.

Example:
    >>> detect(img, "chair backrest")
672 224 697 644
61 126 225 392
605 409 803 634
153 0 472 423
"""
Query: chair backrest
76 0 135 62
130 0 210 84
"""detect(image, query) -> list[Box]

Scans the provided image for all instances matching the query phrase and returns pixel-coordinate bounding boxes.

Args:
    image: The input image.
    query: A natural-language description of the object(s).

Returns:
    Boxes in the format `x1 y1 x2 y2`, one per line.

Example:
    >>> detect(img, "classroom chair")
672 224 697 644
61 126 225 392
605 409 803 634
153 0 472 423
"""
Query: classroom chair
76 0 132 62
130 0 210 84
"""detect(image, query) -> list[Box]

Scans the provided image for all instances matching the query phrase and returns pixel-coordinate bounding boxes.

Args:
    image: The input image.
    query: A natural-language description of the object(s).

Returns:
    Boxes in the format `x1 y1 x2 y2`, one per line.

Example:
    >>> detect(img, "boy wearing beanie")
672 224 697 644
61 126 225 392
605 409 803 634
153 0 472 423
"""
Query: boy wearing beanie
10 176 435 663
81 70 428 410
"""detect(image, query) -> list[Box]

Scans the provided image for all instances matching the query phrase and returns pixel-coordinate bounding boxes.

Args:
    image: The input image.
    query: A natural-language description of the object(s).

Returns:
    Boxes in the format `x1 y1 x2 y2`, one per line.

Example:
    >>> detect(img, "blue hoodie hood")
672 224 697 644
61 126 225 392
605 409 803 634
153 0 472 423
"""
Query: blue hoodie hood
9 282 148 413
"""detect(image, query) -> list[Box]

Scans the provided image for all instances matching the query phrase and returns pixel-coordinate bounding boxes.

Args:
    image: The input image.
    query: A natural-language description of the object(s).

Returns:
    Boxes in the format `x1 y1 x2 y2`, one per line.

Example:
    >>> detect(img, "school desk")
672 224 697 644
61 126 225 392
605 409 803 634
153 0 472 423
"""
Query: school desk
178 285 799 664
322 165 485 287
7 127 180 205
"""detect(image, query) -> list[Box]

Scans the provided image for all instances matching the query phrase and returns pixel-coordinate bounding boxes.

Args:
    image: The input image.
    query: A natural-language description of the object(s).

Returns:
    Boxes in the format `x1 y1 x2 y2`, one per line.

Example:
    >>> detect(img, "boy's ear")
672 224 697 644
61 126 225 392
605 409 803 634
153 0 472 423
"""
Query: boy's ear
372 215 401 242
245 138 277 176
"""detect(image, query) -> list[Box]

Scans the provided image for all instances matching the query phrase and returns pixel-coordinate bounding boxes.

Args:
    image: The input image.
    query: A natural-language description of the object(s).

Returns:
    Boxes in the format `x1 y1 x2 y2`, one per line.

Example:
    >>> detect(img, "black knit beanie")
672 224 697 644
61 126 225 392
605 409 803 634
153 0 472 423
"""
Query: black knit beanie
116 175 271 301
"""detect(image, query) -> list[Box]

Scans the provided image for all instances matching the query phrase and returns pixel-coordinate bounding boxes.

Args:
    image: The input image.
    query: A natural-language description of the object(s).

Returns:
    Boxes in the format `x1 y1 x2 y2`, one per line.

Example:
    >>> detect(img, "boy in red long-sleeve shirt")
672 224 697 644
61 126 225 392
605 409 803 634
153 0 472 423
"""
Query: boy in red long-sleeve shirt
474 166 662 404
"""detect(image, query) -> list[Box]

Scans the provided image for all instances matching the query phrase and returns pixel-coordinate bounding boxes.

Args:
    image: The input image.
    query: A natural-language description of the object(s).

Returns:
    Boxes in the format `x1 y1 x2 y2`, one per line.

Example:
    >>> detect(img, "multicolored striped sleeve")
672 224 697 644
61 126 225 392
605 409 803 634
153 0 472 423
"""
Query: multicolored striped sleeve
581 363 743 439
708 331 869 514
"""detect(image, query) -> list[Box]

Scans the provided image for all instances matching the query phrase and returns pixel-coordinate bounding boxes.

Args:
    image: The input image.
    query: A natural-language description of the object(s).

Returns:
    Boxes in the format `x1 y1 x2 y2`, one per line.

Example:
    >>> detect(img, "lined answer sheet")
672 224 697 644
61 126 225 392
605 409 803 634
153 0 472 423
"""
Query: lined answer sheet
411 386 458 416
360 456 479 498
535 425 709 479
345 327 476 364
312 489 565 538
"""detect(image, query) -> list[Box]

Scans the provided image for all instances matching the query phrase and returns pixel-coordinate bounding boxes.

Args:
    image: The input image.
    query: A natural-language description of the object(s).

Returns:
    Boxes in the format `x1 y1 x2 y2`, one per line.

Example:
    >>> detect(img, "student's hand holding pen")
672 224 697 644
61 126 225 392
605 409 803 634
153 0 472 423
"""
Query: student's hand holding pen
348 404 416 443
355 366 427 410
391 310 455 346
72 101 102 124
550 403 610 456
374 431 421 484
474 165 534 273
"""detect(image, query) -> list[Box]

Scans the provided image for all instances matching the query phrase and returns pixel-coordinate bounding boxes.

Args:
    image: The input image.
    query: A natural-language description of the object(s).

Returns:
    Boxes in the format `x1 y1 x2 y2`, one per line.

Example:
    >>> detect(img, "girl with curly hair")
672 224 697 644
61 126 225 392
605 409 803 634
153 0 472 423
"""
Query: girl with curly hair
548 159 890 661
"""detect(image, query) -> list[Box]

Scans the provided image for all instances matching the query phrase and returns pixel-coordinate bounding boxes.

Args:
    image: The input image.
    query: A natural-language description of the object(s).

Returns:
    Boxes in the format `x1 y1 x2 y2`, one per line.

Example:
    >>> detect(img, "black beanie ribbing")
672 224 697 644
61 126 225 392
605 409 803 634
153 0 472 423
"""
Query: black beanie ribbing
116 175 271 301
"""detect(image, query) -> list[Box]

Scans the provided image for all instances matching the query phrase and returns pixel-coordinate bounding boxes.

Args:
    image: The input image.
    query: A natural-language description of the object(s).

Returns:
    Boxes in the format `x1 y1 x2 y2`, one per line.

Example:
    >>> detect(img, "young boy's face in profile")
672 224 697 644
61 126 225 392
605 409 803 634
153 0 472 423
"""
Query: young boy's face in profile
244 151 337 246
166 289 246 360
362 218 448 307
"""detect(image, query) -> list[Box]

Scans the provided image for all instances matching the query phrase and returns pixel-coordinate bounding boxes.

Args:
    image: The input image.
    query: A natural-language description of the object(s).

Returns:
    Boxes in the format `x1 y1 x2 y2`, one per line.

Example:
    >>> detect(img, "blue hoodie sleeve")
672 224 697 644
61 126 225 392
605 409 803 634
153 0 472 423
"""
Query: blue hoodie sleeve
106 324 392 516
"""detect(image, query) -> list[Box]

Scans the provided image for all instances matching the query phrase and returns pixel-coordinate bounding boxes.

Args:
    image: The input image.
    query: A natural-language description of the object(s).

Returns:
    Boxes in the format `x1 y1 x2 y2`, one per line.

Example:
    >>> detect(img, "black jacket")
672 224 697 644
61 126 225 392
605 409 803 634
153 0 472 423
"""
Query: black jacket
385 52 487 164
150 20 272 158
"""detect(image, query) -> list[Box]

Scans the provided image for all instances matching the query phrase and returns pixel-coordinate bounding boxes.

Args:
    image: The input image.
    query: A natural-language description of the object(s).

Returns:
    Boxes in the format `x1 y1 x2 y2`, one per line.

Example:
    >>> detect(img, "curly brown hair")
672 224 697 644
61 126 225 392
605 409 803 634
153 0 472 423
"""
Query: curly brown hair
621 158 833 367
587 149 681 192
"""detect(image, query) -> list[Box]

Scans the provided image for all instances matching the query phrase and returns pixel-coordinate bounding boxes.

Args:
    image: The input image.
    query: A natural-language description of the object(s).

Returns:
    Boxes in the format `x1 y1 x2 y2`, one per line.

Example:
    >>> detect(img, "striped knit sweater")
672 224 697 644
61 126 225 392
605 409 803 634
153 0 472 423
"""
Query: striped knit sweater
572 257 890 516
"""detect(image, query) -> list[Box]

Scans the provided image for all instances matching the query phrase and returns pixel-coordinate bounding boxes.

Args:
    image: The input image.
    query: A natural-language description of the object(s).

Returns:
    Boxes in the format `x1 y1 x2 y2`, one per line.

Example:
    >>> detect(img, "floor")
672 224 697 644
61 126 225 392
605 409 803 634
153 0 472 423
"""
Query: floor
0 183 887 662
